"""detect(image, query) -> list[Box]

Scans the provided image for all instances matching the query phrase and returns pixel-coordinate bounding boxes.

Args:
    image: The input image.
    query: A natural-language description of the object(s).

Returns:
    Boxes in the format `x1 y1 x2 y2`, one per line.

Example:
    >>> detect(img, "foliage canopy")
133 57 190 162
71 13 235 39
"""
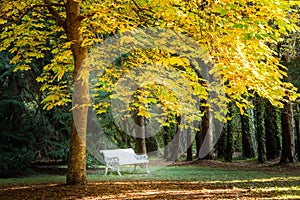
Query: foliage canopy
0 0 299 121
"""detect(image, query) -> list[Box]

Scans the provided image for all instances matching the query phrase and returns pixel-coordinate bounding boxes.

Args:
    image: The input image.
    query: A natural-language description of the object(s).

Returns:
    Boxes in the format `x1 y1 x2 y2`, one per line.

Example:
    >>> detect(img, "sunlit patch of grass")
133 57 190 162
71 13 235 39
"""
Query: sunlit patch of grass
1 165 299 196
87 165 298 183
250 186 300 199
86 166 300 199
250 176 300 182
278 195 300 199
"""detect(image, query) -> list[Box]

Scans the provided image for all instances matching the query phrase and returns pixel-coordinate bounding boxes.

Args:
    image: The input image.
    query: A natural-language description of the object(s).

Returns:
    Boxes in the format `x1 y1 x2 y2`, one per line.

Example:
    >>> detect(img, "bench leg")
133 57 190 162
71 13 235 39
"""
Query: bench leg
104 167 122 176
145 163 150 174
133 164 150 174
104 166 108 175
117 168 122 176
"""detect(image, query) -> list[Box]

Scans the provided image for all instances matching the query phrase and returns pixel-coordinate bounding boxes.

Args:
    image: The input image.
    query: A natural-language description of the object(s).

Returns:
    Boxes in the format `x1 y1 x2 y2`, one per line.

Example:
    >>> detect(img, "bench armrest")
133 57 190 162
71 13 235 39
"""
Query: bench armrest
135 154 148 160
105 156 120 169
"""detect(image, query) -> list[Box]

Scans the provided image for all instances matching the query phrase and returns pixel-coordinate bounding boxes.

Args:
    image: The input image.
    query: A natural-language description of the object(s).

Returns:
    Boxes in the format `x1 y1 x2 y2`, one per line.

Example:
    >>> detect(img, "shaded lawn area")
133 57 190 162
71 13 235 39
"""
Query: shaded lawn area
0 160 300 199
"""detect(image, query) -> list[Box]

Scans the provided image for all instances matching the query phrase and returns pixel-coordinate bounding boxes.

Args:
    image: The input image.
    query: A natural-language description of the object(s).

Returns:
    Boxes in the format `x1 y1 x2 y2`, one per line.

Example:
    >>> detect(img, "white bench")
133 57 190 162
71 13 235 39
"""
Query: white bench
100 148 150 176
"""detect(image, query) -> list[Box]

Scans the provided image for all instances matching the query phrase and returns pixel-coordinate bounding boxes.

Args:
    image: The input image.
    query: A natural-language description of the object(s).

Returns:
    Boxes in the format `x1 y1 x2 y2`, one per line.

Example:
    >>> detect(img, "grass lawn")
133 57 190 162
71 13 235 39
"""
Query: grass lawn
0 162 299 199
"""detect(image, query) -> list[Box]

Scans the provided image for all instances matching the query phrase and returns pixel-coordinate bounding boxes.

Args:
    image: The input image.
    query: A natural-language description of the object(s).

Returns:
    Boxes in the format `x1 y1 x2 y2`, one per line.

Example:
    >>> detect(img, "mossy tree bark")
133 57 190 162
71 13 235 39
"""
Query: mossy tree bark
241 110 255 159
264 101 281 160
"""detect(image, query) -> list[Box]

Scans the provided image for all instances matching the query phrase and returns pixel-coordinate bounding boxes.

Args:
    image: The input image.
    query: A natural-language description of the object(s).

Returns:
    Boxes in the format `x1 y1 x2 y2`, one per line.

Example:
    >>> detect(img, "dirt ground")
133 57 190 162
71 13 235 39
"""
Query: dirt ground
0 181 277 200
0 160 299 200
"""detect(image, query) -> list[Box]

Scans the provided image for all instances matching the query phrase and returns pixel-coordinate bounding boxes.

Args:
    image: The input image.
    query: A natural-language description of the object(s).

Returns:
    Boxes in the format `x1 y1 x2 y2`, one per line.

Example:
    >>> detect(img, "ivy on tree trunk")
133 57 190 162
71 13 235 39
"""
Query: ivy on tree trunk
264 101 281 160
241 110 255 159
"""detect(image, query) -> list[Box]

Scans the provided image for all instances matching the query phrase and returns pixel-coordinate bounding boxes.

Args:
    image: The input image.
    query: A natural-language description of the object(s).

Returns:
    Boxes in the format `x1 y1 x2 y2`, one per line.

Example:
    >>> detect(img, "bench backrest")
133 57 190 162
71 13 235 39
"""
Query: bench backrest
100 148 141 164
100 148 136 158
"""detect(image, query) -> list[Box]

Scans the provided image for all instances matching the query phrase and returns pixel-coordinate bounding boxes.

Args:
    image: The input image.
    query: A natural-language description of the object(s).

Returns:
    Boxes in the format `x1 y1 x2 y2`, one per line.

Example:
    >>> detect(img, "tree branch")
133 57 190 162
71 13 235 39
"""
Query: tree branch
130 0 155 24
78 12 97 21
131 0 153 13
44 1 67 30
0 3 66 29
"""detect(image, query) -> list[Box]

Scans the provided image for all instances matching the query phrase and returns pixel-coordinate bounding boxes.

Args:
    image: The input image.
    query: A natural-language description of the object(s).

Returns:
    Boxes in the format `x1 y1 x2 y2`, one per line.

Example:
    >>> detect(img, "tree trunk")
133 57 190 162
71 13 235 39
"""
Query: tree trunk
195 129 201 159
280 101 296 164
170 128 181 161
216 126 227 159
163 126 171 160
7 74 24 134
249 107 257 155
169 116 182 161
198 105 213 159
224 102 234 162
65 0 88 185
145 122 158 155
186 128 193 161
255 97 266 163
241 110 255 158
135 116 147 154
295 104 300 162
67 123 87 185
264 101 281 160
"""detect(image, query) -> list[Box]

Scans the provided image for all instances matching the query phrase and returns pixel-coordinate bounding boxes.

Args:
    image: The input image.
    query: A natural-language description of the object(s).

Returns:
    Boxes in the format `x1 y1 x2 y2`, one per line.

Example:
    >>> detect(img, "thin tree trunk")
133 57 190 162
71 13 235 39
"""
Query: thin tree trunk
295 104 300 162
224 102 234 162
145 121 159 155
186 128 193 161
195 129 201 159
224 119 233 162
198 105 213 159
249 107 257 155
265 101 281 160
169 116 182 161
255 97 266 163
216 126 227 159
145 137 158 153
280 101 296 164
8 75 24 134
241 110 255 158
170 129 181 161
163 126 171 160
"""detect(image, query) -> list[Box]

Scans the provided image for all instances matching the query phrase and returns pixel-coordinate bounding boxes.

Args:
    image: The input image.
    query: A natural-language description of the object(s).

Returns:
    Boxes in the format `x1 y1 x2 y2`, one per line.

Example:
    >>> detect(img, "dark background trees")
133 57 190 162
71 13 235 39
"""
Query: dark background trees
0 51 71 177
